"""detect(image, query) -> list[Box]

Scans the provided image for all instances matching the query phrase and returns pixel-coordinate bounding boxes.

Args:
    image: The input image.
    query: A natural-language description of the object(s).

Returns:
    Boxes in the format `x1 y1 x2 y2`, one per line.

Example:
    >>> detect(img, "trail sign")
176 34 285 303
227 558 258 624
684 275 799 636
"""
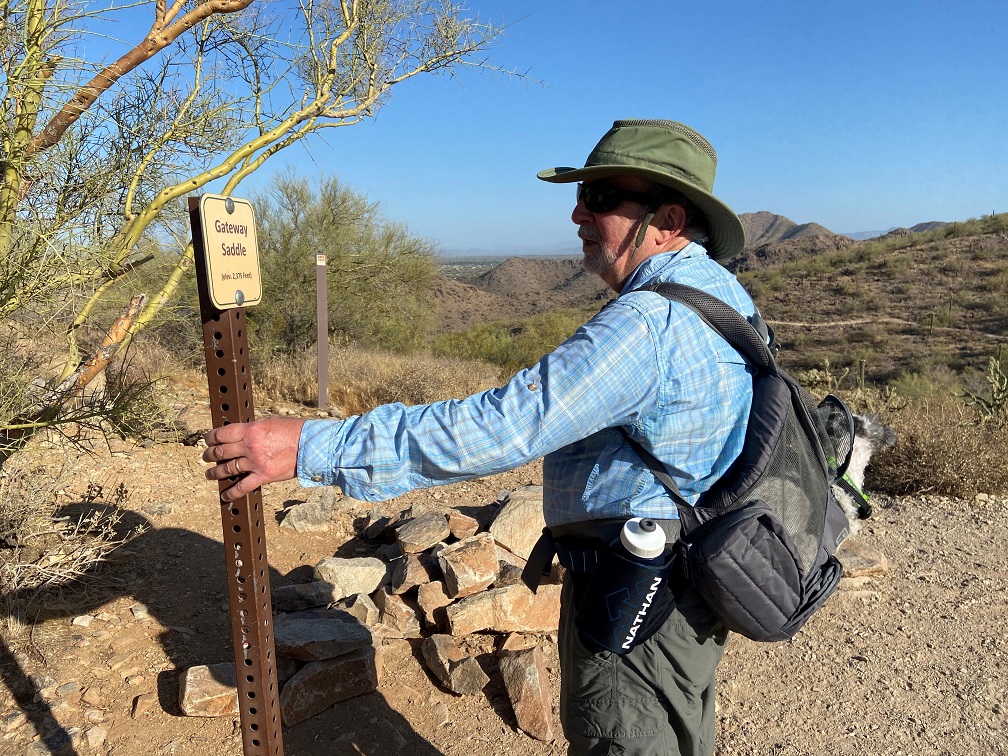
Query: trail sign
189 196 283 756
199 193 263 310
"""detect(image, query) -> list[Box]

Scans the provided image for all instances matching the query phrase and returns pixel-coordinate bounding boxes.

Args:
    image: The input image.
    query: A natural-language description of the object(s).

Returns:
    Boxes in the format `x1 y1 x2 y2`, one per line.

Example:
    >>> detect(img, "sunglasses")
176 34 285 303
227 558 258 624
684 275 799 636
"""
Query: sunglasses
576 182 666 214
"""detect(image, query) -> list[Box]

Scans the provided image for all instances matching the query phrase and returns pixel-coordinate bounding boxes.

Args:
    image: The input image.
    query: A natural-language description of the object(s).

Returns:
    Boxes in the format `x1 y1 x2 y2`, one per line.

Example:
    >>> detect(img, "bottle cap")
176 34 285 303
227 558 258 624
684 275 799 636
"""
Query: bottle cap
620 517 666 559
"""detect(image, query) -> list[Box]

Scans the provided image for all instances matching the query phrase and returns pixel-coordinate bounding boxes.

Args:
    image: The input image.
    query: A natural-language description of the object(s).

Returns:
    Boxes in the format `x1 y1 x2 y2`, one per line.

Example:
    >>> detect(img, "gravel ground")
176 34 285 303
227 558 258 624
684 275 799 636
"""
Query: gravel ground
1 430 1005 756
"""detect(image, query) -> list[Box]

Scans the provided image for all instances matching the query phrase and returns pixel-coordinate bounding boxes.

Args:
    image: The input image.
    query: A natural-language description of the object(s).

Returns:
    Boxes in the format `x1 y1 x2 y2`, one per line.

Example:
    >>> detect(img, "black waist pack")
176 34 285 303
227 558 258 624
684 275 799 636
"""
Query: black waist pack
522 520 682 655
620 283 856 643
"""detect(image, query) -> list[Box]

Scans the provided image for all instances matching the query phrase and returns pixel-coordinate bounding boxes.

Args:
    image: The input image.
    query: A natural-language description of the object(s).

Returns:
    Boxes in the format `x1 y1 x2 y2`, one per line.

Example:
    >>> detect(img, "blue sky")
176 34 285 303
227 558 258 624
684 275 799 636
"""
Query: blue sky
113 1 1008 256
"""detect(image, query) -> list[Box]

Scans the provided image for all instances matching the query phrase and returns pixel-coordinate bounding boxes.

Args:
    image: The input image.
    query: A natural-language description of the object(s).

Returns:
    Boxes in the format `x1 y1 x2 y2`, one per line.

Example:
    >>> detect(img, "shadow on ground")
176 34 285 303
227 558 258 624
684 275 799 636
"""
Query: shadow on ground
0 501 443 755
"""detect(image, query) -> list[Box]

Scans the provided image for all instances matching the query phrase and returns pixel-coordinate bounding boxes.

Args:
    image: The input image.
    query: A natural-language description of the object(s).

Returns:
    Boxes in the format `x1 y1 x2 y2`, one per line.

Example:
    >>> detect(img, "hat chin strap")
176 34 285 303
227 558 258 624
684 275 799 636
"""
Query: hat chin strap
625 205 659 271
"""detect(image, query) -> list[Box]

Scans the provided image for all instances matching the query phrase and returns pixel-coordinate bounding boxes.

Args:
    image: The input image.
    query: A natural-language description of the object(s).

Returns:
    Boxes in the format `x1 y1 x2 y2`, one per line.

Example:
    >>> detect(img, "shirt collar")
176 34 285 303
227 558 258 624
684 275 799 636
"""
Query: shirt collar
619 242 709 295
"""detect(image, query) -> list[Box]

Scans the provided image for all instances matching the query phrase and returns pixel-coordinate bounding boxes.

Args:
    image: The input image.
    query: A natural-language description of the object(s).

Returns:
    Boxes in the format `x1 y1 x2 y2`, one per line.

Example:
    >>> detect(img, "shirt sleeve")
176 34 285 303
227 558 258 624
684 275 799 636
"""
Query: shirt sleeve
296 299 663 501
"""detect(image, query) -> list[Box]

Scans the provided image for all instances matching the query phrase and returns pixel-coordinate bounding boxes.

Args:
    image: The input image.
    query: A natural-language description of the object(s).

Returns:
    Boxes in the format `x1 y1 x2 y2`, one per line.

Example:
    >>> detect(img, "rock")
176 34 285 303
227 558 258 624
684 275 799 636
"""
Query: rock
2 710 26 731
273 609 374 661
498 647 554 741
390 552 439 595
141 500 178 517
396 510 450 553
447 510 480 539
84 724 108 749
495 561 526 588
81 686 103 706
337 593 380 626
304 486 341 512
421 634 490 696
84 708 105 724
178 663 238 717
374 589 422 638
500 633 538 653
279 647 379 726
437 532 499 598
277 656 302 686
489 487 545 561
131 692 158 719
837 540 889 577
375 542 403 562
281 501 333 533
447 583 561 636
433 700 450 727
56 680 81 699
312 557 388 599
71 615 94 628
271 581 343 612
362 508 397 542
416 581 453 629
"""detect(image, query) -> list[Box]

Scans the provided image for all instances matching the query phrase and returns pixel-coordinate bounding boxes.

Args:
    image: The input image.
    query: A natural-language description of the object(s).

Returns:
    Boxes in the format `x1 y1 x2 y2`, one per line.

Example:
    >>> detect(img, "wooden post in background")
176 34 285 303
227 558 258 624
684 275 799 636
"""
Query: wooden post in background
316 253 329 411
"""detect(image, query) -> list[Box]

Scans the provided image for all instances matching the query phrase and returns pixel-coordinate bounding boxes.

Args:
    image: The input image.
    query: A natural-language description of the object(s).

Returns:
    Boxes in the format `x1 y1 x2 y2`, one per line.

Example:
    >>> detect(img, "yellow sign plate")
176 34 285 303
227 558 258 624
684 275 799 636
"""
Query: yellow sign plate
200 194 263 310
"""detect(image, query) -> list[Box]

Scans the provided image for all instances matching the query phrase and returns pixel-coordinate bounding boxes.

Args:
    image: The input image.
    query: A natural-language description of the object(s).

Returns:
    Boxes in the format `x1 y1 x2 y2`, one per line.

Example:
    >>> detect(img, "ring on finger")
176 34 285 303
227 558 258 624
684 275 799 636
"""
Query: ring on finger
234 458 242 475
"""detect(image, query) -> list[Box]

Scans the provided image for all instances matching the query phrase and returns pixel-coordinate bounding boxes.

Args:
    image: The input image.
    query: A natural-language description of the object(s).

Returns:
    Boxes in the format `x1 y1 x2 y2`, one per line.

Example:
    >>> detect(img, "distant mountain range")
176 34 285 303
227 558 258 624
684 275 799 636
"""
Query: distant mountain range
739 212 948 246
439 213 948 258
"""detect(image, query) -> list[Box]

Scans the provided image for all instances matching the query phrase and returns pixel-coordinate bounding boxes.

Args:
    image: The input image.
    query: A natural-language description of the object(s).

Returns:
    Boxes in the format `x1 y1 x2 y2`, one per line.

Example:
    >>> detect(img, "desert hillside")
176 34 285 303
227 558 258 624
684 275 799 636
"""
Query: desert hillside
437 218 1006 384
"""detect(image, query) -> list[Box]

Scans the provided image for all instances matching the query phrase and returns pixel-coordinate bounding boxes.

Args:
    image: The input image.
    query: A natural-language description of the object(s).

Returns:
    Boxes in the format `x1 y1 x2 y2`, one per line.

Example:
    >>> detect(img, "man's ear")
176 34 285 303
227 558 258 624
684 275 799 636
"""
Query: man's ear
652 202 687 245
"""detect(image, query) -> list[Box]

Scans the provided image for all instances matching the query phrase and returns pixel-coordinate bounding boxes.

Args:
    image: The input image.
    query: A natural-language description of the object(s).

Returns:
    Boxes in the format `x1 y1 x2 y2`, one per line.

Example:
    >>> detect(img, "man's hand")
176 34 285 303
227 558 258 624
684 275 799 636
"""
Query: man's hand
203 417 306 503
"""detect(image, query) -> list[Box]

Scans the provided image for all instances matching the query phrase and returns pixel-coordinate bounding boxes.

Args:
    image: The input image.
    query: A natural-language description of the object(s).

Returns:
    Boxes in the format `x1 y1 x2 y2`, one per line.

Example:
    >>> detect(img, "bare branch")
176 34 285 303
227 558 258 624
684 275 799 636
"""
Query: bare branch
31 0 255 155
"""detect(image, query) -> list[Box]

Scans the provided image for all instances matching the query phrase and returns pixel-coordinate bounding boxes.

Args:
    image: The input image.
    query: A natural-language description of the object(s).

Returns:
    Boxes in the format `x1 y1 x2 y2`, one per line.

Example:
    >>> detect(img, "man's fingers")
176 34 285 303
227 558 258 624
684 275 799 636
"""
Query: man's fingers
204 423 247 448
202 441 241 465
218 474 263 503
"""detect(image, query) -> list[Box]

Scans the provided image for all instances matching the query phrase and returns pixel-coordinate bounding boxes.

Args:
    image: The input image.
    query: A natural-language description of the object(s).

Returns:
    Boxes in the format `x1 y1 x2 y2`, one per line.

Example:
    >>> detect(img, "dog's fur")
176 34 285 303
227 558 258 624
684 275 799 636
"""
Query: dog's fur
832 414 897 539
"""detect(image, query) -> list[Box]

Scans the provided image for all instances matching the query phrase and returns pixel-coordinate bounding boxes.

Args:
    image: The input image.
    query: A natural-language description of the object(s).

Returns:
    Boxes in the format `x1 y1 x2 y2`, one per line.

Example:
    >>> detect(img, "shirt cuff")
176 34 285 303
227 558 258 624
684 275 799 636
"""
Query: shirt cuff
296 417 350 487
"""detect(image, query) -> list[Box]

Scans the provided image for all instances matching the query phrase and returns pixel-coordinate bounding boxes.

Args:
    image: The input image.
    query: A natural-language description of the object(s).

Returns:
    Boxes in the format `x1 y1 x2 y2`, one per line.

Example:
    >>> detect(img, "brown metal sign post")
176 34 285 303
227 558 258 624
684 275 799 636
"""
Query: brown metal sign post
189 195 284 756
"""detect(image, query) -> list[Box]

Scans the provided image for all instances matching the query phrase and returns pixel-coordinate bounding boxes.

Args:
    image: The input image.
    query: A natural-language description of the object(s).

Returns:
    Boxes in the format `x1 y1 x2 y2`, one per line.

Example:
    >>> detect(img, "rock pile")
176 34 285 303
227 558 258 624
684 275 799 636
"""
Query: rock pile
179 485 560 741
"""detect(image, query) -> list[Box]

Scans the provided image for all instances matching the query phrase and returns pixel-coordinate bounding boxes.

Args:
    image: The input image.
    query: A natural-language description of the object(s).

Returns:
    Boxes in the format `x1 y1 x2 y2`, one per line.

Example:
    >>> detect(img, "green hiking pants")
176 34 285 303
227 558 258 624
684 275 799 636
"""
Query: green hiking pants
559 575 728 756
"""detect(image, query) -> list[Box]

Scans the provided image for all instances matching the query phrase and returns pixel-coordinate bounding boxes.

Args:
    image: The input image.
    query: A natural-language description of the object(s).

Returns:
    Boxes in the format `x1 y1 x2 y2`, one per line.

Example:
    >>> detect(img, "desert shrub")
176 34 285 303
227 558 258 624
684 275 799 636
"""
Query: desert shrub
247 173 438 358
432 308 589 374
889 370 957 399
864 393 1008 496
256 345 503 416
882 254 911 274
0 447 142 629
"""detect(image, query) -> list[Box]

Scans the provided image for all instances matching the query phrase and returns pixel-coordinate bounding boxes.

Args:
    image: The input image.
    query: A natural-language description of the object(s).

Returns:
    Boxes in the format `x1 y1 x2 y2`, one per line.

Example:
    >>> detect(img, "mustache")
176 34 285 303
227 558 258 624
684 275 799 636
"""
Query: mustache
578 225 601 243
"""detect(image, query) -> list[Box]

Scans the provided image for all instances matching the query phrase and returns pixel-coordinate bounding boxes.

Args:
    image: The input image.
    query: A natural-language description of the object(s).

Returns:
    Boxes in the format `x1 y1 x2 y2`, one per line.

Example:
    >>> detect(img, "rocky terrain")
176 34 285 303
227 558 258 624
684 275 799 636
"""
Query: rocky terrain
0 389 1005 755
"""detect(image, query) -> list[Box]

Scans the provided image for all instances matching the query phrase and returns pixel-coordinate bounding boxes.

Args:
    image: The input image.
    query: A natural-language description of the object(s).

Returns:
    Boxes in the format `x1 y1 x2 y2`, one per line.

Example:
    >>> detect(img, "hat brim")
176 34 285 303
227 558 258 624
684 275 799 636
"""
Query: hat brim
538 165 745 263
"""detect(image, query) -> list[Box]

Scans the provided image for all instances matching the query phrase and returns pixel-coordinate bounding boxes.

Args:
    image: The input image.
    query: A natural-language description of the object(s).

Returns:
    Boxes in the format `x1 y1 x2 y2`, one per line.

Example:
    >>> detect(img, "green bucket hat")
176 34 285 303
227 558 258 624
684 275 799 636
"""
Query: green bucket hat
538 119 745 262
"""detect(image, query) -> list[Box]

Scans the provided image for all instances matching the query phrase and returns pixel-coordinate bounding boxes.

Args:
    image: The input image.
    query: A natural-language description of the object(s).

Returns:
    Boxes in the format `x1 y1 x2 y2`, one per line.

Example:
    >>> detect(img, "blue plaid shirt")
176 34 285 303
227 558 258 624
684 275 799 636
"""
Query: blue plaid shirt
297 243 754 526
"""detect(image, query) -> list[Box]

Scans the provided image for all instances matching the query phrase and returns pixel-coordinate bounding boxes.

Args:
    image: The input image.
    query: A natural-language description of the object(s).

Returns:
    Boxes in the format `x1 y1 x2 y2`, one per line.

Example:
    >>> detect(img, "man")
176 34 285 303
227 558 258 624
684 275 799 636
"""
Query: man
205 119 753 755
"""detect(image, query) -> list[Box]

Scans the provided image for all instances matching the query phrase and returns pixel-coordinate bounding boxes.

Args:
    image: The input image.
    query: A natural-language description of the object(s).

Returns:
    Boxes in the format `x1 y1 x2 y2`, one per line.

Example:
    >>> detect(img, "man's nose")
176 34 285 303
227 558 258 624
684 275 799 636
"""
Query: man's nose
571 198 592 225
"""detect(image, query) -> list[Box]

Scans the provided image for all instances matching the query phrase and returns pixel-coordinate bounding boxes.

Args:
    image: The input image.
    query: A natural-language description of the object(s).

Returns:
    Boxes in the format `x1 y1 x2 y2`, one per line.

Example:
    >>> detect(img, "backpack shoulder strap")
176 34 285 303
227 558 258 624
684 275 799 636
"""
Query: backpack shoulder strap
619 281 772 522
636 282 775 371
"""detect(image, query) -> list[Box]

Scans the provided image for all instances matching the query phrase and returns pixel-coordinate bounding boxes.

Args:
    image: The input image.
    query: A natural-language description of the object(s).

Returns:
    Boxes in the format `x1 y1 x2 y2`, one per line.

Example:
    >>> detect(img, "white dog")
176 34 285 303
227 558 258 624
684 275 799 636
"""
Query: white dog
831 414 897 539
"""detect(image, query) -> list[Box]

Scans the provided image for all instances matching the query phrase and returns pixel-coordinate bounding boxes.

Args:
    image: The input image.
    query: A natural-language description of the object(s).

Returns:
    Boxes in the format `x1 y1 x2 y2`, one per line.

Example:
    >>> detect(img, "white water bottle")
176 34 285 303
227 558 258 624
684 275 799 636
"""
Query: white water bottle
620 517 666 561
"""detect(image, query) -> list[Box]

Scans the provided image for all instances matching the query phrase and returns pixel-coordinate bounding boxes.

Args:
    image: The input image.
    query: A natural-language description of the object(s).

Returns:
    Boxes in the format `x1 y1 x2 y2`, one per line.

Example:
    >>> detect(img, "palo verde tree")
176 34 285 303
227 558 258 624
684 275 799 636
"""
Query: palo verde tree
0 0 506 464
249 171 439 357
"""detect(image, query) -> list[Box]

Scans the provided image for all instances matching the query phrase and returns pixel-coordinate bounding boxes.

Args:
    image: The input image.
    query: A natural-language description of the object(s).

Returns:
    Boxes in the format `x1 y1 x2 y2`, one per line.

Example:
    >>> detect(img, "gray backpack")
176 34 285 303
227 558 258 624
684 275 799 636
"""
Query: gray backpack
623 282 856 642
